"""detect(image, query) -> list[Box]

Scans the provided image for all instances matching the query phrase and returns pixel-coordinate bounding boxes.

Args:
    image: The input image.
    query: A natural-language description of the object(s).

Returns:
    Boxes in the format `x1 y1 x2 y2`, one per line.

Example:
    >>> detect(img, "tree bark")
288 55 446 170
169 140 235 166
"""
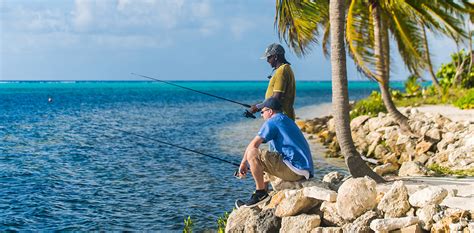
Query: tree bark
421 24 443 94
329 0 385 183
371 1 410 131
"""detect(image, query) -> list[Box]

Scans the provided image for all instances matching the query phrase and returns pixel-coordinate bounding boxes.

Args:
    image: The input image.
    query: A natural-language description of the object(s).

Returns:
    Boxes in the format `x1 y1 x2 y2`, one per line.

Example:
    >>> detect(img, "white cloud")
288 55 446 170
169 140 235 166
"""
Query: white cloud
230 17 256 40
73 0 93 31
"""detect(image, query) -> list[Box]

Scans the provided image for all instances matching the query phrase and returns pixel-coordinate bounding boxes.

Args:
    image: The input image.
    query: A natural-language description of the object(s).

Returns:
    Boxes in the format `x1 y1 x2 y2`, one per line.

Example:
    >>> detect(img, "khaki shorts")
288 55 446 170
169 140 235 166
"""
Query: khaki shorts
257 149 305 182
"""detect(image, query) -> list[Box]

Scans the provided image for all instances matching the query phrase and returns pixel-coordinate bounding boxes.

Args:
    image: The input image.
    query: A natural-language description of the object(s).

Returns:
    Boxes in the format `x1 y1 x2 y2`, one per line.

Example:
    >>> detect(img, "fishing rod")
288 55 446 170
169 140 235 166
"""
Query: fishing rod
111 127 241 167
131 73 256 119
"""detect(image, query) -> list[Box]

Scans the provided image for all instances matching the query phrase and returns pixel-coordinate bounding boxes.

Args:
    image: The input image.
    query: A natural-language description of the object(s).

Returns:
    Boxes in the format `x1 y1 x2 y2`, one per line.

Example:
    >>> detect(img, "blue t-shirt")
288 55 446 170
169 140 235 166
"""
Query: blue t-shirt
257 113 314 177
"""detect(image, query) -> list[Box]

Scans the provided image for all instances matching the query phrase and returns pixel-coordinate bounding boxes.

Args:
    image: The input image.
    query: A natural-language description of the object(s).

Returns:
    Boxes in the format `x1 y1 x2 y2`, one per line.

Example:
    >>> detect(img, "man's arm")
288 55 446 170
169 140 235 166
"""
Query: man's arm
239 136 264 176
250 92 283 113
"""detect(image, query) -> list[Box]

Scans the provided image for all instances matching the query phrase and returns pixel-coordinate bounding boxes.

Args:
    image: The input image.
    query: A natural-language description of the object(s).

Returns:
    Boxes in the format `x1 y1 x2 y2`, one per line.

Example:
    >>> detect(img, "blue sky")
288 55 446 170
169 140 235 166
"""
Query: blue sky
0 0 468 81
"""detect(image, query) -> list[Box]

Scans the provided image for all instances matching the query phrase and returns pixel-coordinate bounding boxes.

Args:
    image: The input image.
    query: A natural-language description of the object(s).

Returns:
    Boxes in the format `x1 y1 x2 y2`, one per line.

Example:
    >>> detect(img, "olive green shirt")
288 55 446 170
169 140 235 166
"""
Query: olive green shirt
265 64 296 120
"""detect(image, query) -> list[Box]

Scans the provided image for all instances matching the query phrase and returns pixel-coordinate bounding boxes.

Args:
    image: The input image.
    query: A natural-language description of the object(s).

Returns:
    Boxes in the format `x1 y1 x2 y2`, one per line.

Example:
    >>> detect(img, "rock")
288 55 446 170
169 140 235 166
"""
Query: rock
398 161 428 176
310 227 343 233
351 115 371 129
280 214 320 232
373 163 399 176
256 208 281 233
322 171 344 184
320 201 346 227
426 128 442 142
377 181 411 218
391 223 423 233
396 134 411 145
296 120 306 130
225 207 259 233
414 153 430 165
336 177 377 221
367 117 395 132
275 191 322 217
373 144 389 159
408 186 448 208
263 190 286 210
415 204 439 231
415 141 434 155
404 140 417 157
342 210 378 233
327 118 335 133
301 186 337 202
269 176 329 191
369 216 419 232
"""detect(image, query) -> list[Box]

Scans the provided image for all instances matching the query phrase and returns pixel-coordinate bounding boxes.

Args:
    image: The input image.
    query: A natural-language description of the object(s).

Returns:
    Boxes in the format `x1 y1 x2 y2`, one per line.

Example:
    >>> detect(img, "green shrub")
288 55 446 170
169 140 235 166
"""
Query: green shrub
217 211 230 233
183 216 194 233
404 74 422 96
453 88 474 109
436 49 474 89
428 164 474 176
350 91 387 119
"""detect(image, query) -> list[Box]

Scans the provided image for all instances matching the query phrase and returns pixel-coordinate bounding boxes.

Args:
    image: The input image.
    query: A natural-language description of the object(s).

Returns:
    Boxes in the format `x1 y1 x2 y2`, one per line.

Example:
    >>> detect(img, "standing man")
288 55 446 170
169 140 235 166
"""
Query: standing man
236 97 314 208
250 43 296 120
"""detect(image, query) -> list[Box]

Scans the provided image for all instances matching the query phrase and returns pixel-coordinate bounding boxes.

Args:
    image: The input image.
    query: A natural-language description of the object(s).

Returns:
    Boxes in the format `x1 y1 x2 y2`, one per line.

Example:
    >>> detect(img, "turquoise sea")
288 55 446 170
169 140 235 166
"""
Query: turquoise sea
0 81 404 231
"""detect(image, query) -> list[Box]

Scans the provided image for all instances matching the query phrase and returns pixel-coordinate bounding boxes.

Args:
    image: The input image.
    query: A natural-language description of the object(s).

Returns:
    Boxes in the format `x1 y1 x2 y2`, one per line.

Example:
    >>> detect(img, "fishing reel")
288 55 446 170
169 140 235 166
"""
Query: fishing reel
243 110 256 119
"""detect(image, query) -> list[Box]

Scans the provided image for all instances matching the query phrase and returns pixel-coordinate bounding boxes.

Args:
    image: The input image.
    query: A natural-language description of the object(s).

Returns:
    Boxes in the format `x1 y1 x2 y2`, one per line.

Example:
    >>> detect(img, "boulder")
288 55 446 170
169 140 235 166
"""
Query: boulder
398 161 428 176
225 207 259 233
336 177 377 221
269 176 329 191
373 163 399 176
426 128 442 142
391 223 424 233
310 227 343 233
369 216 419 232
415 141 434 155
256 208 281 233
275 191 321 217
415 204 439 231
280 214 320 232
263 190 287 210
377 181 410 218
408 186 448 208
351 115 370 129
342 210 378 233
320 201 346 227
373 144 389 159
301 186 337 202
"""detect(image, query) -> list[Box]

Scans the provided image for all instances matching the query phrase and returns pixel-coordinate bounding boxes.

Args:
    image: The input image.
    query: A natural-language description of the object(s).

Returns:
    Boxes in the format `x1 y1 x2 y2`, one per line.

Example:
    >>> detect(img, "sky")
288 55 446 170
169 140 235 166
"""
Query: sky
0 0 469 81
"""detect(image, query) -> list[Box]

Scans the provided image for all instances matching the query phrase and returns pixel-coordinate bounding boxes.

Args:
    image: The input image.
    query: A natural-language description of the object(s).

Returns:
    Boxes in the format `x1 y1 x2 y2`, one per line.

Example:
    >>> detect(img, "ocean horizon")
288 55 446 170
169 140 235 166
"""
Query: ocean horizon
0 81 405 231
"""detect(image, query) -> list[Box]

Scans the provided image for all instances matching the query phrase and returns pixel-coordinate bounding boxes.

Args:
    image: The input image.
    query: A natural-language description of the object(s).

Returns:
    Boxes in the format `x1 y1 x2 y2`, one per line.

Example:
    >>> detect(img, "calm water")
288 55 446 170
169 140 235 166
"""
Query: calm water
0 81 403 231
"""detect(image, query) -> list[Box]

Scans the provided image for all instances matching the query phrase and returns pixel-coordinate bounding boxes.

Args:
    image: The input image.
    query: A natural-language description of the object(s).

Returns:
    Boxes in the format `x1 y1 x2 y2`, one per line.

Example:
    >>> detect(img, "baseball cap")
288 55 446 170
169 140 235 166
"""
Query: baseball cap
262 97 282 111
260 43 285 59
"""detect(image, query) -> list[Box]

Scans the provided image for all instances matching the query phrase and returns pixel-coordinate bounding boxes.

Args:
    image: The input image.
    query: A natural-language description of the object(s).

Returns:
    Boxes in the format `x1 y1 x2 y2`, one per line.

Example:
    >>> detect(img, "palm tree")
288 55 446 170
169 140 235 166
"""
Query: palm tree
329 0 385 183
275 0 385 182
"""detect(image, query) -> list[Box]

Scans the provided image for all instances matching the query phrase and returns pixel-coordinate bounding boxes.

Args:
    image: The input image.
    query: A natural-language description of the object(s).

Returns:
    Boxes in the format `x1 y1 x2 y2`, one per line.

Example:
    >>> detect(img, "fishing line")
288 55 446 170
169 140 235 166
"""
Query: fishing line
109 127 241 167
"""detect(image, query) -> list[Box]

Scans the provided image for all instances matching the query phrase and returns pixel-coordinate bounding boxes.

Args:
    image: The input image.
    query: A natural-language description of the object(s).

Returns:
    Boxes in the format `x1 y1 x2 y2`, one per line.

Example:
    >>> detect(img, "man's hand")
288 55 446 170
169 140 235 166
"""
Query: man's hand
238 162 248 178
249 105 259 114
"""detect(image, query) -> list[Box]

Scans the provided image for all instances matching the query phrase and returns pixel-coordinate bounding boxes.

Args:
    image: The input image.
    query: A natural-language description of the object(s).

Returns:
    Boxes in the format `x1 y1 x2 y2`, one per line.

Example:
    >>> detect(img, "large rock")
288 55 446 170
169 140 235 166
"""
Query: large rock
280 214 320 233
373 163 399 176
377 181 410 218
310 227 343 233
408 186 448 208
263 190 286 210
369 216 419 232
336 177 377 221
275 191 321 217
415 140 434 155
415 204 439 231
320 201 346 227
225 207 259 233
302 186 337 202
425 128 442 142
351 115 370 129
269 176 329 191
392 223 424 233
256 208 281 233
342 210 378 233
322 171 345 191
398 161 428 176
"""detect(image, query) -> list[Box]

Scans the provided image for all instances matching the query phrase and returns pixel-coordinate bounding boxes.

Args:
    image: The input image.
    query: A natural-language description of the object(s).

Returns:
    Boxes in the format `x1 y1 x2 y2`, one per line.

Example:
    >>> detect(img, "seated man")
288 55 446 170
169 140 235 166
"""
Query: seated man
236 97 314 208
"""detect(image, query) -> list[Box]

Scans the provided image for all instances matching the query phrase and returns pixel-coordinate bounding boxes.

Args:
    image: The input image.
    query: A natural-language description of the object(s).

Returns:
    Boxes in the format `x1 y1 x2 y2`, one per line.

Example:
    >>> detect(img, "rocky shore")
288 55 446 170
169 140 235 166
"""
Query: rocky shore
225 105 474 232
225 173 474 232
296 107 474 176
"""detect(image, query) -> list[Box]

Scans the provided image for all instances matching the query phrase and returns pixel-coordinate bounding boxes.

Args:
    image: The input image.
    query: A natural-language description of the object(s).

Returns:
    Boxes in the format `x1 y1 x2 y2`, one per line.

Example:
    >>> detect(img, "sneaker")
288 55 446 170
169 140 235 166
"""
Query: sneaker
235 191 270 209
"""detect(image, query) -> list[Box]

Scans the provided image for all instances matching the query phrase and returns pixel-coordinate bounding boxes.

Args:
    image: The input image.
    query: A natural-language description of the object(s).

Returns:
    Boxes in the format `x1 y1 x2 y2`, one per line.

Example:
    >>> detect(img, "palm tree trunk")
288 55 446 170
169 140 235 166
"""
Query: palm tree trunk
329 0 385 183
421 24 442 93
371 1 410 131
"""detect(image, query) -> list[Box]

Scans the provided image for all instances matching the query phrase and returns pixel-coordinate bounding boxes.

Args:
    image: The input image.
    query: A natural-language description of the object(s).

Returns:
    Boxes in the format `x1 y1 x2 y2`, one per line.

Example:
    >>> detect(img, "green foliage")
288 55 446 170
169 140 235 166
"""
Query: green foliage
436 49 474 89
350 91 387 119
183 216 194 233
453 88 474 109
428 164 474 177
404 75 422 96
217 211 230 233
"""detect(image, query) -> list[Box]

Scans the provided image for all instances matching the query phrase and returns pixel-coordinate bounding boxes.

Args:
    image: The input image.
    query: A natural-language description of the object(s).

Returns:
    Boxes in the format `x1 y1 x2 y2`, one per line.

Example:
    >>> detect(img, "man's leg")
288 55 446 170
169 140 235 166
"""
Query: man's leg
246 148 266 190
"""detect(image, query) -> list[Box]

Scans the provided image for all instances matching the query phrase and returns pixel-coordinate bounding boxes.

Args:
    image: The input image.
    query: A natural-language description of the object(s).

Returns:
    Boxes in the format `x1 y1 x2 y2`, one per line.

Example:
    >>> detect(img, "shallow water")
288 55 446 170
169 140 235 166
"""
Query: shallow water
0 81 402 231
